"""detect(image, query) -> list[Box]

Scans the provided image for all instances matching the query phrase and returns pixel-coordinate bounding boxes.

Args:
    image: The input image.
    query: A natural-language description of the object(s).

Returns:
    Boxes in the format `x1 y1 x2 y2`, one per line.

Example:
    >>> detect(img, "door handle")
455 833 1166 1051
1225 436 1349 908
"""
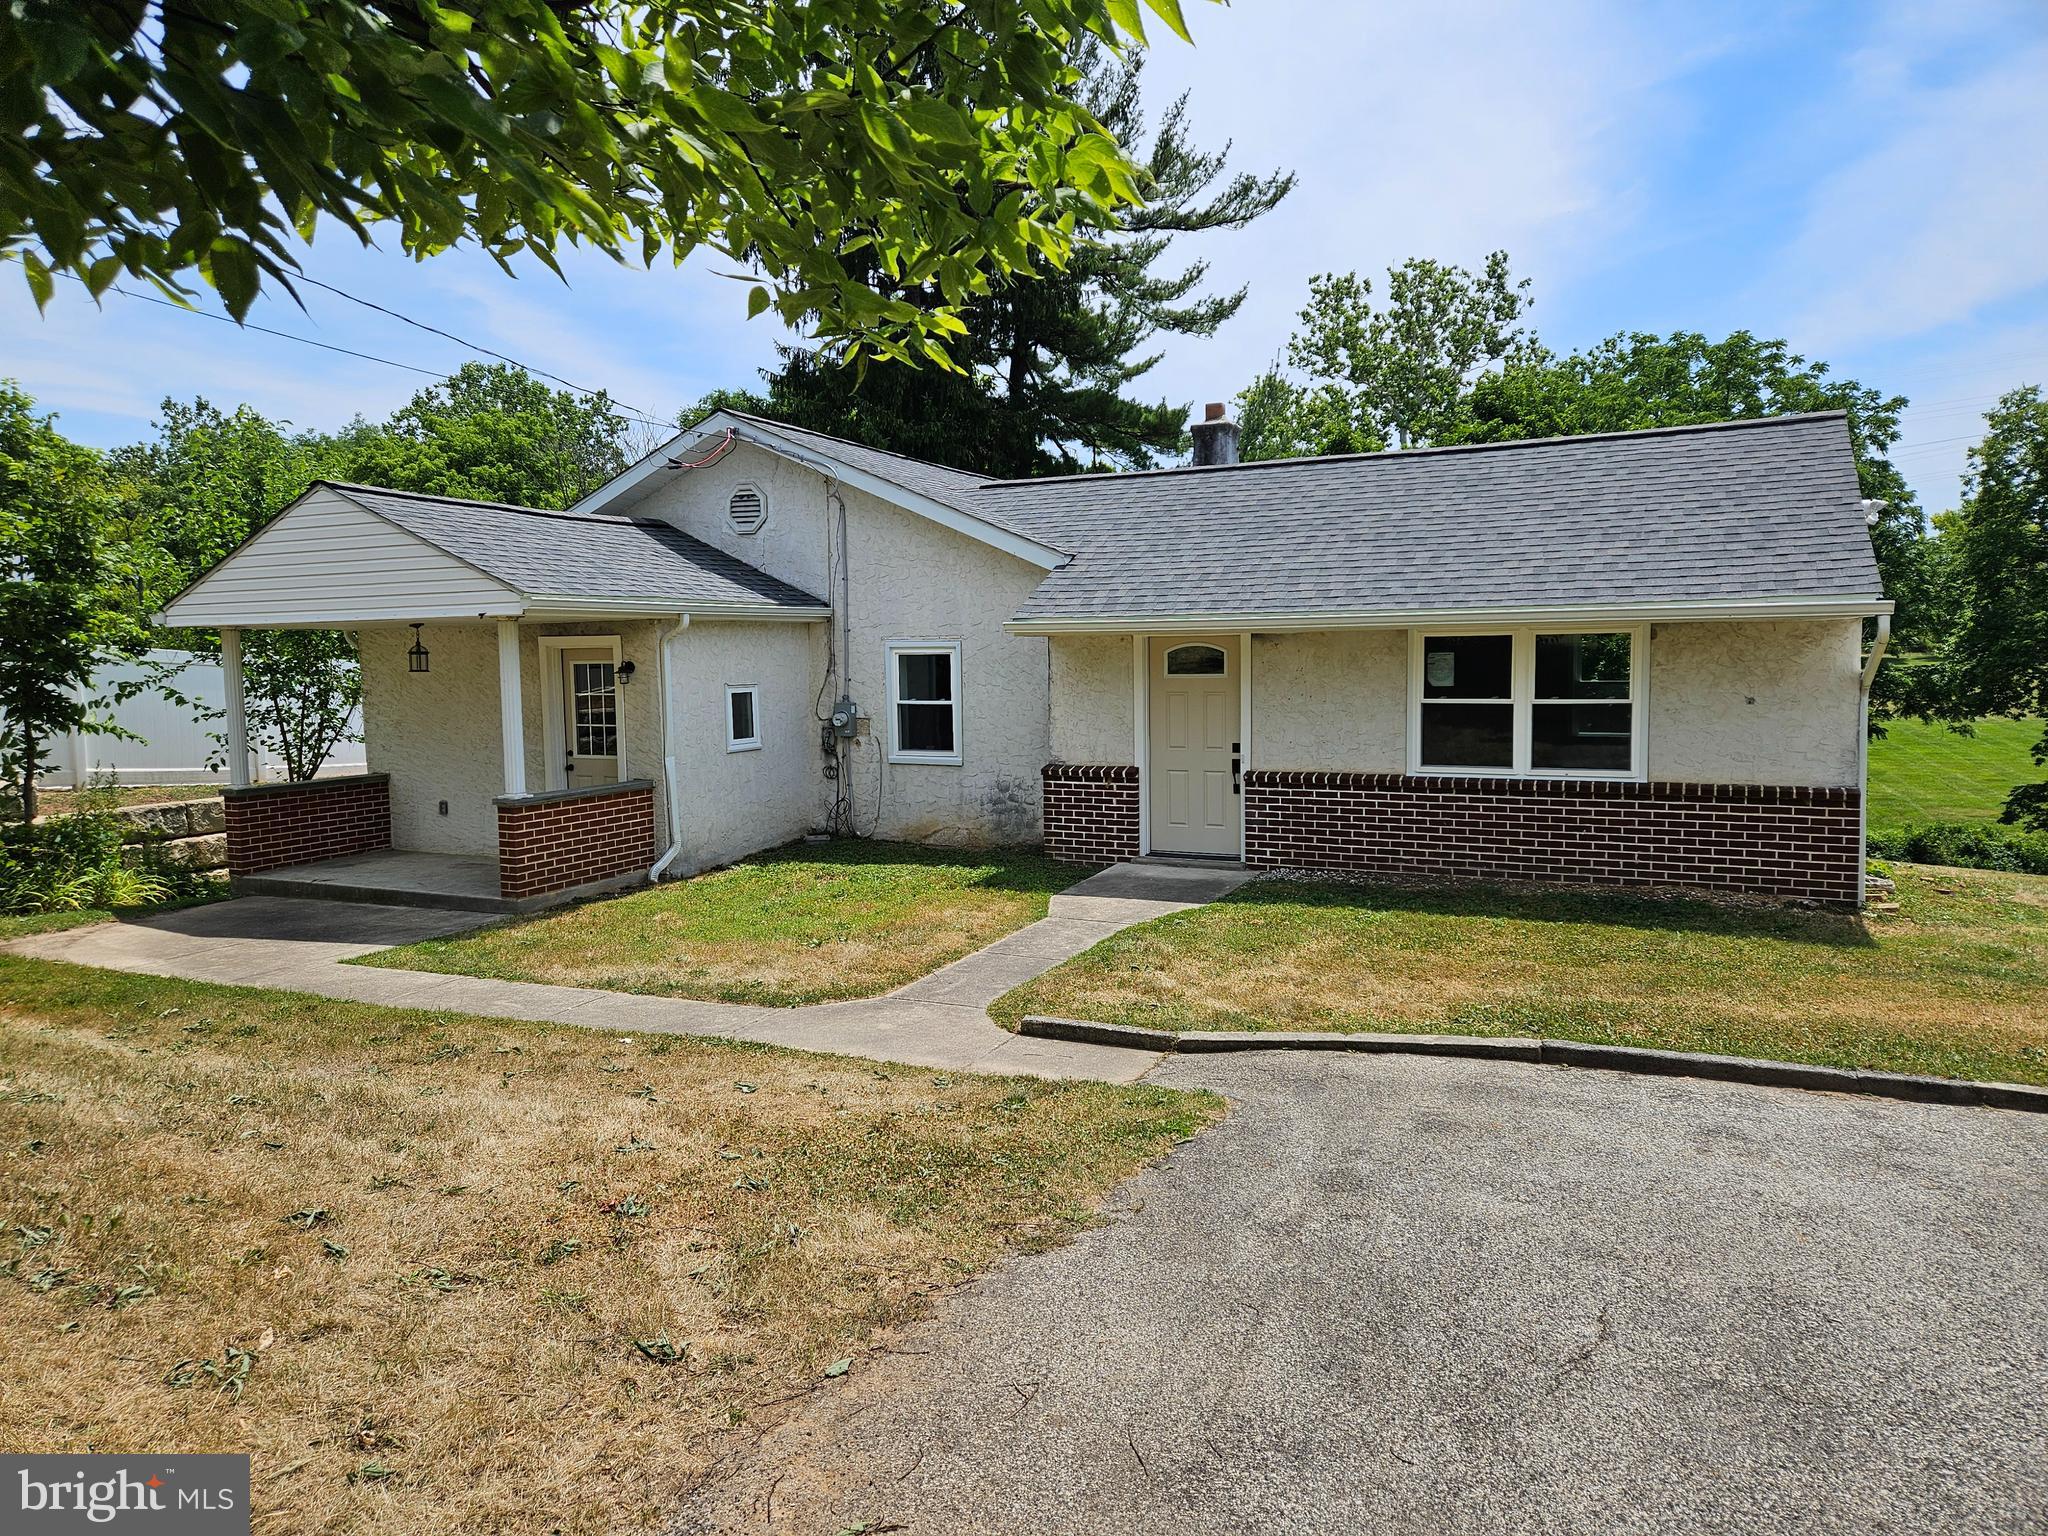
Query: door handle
1231 756 1241 795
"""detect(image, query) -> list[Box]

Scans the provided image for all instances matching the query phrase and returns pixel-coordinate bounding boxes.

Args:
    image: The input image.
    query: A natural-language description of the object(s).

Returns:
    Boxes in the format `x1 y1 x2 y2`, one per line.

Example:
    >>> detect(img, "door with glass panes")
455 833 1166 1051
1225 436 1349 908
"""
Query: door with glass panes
558 647 620 786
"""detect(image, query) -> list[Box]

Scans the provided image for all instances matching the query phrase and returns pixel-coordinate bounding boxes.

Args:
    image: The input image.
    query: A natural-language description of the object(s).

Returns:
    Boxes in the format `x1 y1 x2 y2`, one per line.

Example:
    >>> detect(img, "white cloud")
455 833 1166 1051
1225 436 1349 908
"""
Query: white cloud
1132 0 1736 408
1768 18 2048 351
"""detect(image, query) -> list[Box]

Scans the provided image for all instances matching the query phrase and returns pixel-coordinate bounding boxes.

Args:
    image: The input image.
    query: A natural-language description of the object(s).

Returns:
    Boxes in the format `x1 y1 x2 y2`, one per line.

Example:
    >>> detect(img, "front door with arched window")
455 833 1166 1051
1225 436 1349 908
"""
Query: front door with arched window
1148 636 1241 857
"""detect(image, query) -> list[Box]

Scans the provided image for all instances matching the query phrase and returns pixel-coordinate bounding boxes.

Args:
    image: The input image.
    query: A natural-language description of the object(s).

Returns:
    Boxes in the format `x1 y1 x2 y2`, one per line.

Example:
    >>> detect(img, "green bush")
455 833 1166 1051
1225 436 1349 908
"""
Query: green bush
0 812 205 914
1867 821 2048 876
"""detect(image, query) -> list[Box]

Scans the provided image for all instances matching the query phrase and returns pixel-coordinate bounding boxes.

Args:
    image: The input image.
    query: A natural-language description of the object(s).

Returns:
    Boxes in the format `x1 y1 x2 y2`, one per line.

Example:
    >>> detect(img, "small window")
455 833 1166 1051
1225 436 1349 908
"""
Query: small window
888 642 961 764
725 685 760 752
726 484 766 535
1165 643 1227 676
1419 634 1513 769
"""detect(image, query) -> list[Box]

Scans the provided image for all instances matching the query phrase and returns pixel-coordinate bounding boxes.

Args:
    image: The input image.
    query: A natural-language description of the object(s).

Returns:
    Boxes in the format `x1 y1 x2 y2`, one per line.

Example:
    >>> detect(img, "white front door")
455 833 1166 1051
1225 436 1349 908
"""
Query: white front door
1148 636 1241 858
559 647 620 787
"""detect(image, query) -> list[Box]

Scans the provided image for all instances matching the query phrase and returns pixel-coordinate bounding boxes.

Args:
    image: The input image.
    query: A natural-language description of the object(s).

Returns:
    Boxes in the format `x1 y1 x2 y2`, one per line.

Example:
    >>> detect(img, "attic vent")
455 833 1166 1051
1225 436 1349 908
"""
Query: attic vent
726 484 766 535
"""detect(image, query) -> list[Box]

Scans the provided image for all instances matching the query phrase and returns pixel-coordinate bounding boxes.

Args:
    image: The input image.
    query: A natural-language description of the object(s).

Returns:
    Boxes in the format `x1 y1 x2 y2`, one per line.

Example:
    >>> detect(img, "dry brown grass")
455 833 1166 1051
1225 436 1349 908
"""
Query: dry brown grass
360 839 1088 1005
0 957 1218 1533
994 863 2048 1085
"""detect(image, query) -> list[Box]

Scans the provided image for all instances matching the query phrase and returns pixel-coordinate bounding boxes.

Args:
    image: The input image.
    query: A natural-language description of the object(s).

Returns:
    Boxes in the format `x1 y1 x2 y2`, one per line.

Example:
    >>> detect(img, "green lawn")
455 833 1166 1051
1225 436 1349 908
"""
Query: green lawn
1867 716 2042 830
991 863 2048 1086
0 956 1216 1535
358 838 1093 1005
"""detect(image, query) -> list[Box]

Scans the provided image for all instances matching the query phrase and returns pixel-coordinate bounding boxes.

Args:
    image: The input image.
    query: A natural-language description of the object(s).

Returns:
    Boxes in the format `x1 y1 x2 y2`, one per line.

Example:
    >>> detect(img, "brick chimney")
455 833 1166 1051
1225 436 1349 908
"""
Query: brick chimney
1190 401 1240 467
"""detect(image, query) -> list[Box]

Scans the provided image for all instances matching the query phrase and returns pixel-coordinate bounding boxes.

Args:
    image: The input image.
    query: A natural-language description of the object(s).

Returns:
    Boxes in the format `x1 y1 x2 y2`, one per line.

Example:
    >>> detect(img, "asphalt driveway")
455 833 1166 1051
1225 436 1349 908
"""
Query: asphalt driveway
674 1053 2048 1535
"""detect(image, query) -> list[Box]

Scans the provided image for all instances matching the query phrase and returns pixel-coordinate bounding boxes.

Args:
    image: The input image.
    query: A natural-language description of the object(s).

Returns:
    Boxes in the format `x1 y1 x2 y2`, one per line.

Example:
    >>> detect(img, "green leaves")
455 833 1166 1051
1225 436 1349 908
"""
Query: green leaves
0 0 1211 354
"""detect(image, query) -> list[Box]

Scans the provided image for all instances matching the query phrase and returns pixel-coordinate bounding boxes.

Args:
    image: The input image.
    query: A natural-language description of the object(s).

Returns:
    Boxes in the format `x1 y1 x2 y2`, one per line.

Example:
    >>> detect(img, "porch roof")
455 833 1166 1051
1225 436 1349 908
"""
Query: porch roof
159 482 830 629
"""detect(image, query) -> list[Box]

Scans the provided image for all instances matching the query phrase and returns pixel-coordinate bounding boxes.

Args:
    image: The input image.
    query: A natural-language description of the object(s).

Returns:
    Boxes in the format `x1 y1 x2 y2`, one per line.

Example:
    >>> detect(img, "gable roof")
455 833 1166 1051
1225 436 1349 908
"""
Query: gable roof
158 482 827 629
570 410 1070 569
332 485 827 612
990 412 1890 630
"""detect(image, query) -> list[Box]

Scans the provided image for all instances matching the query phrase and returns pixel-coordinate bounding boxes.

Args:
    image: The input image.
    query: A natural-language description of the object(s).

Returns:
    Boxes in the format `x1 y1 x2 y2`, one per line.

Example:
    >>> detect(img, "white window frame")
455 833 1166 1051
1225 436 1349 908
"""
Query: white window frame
724 684 761 753
886 640 963 766
1407 624 1647 781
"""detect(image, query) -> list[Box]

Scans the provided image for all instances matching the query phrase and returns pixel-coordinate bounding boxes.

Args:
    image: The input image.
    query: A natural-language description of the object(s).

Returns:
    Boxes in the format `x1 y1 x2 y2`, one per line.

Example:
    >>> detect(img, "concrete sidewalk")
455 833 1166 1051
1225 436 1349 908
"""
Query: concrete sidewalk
2 862 1251 1082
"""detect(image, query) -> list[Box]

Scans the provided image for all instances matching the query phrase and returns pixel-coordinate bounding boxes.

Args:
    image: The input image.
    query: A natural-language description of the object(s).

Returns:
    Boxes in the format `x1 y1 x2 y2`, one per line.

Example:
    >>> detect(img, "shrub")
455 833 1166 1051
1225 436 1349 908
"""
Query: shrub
1867 821 2048 876
0 812 205 914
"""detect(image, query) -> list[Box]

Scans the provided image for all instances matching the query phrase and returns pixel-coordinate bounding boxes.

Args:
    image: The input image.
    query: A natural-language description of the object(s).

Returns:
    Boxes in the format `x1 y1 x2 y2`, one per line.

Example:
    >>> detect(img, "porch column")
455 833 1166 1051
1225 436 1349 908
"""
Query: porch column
221 626 251 789
496 619 526 797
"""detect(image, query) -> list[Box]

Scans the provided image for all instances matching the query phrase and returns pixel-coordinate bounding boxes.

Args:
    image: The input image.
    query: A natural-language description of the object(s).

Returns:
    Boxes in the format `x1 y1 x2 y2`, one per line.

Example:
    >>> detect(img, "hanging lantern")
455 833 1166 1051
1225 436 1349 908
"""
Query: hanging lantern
407 624 430 674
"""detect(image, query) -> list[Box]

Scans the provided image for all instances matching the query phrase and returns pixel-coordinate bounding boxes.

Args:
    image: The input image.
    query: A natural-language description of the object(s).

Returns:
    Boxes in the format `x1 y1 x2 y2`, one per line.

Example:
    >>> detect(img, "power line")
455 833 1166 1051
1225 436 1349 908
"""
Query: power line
290 272 665 423
64 271 680 434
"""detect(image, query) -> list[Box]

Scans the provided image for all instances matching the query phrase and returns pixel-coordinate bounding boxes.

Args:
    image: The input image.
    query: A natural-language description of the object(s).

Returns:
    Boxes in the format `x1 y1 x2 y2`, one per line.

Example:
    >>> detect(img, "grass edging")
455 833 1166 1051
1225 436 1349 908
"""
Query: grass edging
1017 1015 2048 1113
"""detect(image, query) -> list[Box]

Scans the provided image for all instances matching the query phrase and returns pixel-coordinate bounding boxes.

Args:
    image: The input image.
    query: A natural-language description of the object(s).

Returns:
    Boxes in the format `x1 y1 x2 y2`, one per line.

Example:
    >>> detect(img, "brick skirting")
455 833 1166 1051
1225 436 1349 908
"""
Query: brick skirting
1042 763 1141 865
223 774 392 876
496 780 655 902
1244 771 1862 905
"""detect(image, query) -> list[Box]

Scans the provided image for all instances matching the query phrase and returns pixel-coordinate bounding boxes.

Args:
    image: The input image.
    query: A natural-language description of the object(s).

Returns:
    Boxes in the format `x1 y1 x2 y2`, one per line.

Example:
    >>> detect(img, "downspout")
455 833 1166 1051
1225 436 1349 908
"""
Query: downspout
648 614 690 882
1856 612 1891 908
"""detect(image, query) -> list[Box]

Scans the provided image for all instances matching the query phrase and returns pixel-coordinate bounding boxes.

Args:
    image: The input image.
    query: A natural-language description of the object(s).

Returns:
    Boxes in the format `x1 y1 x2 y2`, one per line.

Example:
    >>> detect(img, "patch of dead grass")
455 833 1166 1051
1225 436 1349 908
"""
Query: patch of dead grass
0 957 1217 1534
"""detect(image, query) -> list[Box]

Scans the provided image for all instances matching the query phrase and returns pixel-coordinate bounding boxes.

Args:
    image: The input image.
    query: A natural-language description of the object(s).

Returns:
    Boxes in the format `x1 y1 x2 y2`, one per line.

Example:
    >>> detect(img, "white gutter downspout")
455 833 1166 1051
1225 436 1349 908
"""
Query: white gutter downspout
1857 612 1891 908
648 614 690 882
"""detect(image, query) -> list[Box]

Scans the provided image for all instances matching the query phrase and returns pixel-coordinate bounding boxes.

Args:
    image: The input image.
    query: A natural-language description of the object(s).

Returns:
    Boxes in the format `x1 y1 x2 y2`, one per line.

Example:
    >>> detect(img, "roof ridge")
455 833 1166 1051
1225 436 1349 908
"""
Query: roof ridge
972 410 1855 491
716 410 990 482
321 481 647 526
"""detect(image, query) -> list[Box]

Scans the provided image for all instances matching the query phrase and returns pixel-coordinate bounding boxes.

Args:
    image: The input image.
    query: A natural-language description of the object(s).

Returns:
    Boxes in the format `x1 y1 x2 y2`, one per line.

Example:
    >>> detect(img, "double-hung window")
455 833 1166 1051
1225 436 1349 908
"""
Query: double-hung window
1411 627 1643 778
887 642 962 764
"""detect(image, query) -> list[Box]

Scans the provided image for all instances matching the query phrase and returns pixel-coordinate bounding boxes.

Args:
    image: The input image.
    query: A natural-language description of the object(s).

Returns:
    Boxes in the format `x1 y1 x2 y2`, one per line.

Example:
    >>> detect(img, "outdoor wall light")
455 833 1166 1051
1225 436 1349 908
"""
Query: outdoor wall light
407 624 430 674
617 660 637 685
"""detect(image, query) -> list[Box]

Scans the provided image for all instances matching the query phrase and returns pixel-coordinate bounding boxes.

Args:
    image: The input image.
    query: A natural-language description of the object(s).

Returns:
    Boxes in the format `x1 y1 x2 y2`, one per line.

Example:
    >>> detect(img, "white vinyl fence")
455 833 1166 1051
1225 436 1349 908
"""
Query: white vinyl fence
36 649 365 788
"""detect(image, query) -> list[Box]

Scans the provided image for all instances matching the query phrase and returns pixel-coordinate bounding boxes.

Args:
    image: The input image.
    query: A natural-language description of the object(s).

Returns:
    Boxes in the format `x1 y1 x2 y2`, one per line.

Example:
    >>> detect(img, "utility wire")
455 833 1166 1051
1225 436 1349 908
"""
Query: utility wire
290 272 665 423
66 271 680 434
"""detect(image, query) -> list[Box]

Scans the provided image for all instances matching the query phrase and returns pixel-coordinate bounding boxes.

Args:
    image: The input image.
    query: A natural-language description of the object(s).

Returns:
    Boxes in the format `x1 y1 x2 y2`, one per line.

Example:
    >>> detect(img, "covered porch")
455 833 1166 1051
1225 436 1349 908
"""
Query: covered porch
157 480 829 911
214 616 665 913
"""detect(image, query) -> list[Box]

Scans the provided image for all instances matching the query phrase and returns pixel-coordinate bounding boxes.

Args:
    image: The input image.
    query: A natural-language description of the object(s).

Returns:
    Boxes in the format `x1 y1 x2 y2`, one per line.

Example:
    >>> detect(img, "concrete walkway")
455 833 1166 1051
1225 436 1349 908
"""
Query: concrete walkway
2 862 1251 1082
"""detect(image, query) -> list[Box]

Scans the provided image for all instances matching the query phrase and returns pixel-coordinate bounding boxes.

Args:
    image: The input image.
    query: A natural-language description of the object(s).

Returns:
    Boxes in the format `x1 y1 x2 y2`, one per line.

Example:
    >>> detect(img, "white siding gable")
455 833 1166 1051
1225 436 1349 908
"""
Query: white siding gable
160 488 520 628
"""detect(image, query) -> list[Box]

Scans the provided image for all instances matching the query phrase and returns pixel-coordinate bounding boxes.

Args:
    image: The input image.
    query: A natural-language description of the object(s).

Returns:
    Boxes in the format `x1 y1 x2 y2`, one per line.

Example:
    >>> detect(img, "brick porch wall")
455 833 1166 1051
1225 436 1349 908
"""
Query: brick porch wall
1244 771 1862 905
496 780 656 901
223 773 392 876
1041 763 1142 865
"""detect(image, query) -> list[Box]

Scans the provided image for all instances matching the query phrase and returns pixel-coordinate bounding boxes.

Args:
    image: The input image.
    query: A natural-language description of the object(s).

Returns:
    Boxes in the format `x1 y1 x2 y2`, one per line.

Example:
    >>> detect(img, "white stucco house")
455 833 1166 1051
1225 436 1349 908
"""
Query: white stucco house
157 406 1892 911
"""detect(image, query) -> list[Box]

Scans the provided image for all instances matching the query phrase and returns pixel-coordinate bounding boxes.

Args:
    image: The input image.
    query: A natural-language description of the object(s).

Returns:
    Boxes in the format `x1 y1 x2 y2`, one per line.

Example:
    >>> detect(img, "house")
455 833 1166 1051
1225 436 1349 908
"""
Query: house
156 406 1892 911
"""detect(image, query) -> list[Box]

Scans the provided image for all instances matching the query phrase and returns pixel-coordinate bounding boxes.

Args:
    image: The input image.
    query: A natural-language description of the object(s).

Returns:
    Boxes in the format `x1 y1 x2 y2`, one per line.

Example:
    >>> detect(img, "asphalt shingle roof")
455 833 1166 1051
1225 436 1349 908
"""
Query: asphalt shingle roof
328 484 827 611
981 412 1884 623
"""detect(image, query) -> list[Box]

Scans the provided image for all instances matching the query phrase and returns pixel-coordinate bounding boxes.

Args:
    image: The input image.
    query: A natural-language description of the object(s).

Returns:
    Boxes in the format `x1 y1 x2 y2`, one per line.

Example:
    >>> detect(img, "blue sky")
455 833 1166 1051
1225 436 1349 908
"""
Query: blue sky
4 0 2044 519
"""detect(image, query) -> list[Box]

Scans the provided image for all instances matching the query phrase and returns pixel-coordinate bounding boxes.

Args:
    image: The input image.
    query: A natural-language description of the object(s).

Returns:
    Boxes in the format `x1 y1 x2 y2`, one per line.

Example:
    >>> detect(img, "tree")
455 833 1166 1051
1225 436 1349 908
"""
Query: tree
711 46 1293 476
1935 386 2048 829
1237 363 1381 460
0 382 148 823
241 631 363 784
1451 330 1932 658
2 0 1199 362
322 362 631 508
1273 251 1535 451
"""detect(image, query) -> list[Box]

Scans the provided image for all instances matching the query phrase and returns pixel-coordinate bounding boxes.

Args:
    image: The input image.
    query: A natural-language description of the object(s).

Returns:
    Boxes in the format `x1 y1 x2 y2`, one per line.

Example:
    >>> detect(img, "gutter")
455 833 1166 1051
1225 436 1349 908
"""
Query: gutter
1856 612 1891 908
647 615 690 883
1004 595 1897 636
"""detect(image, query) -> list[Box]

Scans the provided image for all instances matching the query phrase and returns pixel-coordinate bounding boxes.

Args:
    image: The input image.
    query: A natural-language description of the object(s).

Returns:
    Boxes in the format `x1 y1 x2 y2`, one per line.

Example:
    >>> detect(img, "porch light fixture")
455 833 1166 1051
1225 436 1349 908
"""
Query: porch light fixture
407 624 430 674
617 660 637 685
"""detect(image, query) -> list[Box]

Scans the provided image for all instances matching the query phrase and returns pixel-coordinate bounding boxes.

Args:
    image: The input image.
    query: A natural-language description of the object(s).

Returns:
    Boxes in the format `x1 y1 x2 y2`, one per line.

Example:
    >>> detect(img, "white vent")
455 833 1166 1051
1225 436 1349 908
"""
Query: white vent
726 484 766 535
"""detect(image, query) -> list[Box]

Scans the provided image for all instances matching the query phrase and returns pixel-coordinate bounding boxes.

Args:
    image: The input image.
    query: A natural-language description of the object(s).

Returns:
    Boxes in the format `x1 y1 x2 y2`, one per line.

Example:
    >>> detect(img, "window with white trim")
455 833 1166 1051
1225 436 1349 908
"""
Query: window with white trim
1411 628 1642 778
887 642 961 764
725 685 760 752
